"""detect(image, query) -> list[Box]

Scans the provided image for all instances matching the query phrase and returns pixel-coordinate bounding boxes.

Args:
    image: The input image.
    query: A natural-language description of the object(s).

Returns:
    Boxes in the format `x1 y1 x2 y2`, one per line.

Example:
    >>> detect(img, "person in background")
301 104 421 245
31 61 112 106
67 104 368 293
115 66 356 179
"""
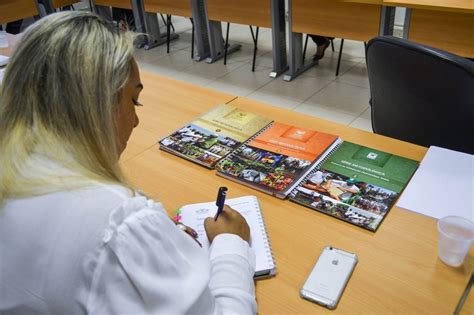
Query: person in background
112 8 135 31
0 11 256 314
309 35 334 60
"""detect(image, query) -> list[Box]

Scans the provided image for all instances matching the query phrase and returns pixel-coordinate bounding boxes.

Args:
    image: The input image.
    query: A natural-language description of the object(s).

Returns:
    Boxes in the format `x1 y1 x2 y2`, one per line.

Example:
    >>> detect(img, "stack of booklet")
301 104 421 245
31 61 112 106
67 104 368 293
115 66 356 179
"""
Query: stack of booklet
160 104 419 231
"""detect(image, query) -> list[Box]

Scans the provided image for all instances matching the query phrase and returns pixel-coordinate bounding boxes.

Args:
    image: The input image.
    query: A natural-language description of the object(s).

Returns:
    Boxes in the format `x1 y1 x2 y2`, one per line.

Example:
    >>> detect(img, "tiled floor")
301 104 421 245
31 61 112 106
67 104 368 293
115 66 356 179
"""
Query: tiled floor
134 16 373 132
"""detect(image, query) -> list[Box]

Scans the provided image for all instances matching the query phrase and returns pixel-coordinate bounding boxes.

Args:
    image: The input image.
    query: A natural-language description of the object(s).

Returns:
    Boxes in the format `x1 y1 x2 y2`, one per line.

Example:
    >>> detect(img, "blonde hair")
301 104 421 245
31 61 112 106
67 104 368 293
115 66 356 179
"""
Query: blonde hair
0 12 135 203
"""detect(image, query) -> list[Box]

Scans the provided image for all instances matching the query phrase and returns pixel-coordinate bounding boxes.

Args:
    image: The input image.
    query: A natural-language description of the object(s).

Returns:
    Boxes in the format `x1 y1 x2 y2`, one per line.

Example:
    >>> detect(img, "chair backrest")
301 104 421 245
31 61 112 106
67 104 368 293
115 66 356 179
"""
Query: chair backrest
0 0 39 25
366 36 474 154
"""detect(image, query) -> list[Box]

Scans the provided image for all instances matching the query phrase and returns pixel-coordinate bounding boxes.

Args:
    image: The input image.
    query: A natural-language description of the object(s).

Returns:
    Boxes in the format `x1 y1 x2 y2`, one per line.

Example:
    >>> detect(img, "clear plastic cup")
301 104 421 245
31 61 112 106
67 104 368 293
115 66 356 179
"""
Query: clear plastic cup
0 30 8 48
437 216 474 267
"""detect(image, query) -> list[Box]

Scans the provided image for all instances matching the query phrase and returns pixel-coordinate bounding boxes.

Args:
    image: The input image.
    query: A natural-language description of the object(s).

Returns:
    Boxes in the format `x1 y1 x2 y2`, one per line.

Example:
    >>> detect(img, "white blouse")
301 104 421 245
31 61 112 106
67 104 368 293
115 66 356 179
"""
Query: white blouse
0 184 257 314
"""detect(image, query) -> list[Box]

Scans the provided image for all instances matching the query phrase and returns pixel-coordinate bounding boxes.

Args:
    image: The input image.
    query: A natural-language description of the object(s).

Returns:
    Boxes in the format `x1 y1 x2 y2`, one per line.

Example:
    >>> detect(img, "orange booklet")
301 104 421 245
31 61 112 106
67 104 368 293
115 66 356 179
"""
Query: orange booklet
216 122 340 198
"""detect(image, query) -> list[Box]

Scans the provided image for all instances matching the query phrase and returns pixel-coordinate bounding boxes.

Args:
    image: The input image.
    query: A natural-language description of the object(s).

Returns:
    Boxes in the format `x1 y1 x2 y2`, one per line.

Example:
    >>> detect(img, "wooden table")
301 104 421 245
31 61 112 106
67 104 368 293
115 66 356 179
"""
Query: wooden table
460 280 473 314
284 0 394 81
383 0 474 57
121 69 474 314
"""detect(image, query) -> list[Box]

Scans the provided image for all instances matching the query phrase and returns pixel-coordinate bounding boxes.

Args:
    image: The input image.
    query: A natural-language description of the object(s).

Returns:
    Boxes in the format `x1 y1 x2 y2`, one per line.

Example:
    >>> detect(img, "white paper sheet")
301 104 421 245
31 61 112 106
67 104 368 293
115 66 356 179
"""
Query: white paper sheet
397 146 473 220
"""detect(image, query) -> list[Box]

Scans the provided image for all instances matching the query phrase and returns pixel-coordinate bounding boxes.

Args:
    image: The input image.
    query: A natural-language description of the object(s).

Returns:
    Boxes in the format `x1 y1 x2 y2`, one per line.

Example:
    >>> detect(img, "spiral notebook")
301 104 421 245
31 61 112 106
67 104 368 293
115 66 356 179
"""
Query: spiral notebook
159 104 272 169
216 122 341 199
178 196 276 279
290 141 418 231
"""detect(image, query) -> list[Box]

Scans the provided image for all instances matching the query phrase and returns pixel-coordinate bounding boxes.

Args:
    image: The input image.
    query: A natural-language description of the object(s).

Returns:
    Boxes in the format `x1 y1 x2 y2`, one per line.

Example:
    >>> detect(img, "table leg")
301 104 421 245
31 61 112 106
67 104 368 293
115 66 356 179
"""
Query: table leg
41 0 55 15
270 0 288 78
283 0 317 82
379 6 395 36
131 0 177 50
205 21 241 64
402 8 412 39
190 0 211 61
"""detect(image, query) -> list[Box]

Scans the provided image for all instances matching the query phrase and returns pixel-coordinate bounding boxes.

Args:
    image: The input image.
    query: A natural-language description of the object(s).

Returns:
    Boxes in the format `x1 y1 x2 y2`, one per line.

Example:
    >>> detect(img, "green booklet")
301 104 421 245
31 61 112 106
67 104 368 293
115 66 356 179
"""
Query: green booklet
290 141 418 231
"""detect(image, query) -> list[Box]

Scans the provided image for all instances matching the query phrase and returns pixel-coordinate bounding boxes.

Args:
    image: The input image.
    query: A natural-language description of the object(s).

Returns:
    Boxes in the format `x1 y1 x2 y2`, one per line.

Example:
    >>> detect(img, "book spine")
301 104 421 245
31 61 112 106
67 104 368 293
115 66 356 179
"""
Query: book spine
288 139 343 198
215 121 274 171
252 196 276 271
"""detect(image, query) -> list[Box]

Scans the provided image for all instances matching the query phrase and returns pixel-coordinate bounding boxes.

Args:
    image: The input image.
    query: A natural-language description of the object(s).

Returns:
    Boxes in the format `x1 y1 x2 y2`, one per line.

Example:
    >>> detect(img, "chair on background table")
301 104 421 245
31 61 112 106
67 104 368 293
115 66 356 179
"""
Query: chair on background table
366 36 474 154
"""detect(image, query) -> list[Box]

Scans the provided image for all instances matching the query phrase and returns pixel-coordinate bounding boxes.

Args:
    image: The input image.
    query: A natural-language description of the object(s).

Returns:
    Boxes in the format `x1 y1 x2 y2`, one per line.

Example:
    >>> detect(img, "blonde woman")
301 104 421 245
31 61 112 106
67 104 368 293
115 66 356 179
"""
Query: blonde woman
0 12 256 314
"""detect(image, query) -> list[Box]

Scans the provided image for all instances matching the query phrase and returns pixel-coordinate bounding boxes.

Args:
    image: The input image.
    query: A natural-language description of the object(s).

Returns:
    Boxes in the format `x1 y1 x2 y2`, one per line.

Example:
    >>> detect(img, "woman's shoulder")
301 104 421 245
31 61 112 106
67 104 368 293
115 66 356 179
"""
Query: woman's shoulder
69 184 167 232
2 183 167 246
95 185 168 242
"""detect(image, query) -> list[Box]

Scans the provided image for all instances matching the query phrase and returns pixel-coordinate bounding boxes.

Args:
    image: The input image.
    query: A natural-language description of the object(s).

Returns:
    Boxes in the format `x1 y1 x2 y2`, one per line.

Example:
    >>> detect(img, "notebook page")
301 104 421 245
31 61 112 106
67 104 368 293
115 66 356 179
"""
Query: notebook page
397 146 473 220
179 196 275 274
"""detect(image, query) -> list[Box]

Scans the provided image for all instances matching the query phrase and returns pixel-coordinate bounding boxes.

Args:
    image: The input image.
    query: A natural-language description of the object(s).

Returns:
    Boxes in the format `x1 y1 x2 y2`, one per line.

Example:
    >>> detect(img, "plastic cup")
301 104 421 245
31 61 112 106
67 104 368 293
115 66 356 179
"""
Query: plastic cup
437 216 474 267
0 30 8 48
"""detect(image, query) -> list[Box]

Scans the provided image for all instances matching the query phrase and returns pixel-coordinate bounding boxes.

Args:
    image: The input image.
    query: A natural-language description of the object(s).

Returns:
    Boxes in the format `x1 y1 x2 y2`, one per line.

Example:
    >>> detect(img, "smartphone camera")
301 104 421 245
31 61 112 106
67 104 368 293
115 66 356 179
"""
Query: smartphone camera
329 246 333 250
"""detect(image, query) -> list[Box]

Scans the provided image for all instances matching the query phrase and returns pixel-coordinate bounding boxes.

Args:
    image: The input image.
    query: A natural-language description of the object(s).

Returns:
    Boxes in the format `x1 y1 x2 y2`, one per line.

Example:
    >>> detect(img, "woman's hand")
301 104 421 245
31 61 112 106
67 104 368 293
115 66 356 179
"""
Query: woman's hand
204 205 250 244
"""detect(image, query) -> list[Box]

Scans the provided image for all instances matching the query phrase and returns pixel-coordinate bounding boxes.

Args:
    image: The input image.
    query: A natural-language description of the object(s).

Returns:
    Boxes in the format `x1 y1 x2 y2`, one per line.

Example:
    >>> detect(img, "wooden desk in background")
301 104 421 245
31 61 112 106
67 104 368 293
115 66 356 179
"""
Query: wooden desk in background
93 0 132 9
384 0 474 57
51 0 78 7
143 0 191 18
0 0 39 25
284 0 394 81
41 0 79 15
204 0 287 77
121 69 473 314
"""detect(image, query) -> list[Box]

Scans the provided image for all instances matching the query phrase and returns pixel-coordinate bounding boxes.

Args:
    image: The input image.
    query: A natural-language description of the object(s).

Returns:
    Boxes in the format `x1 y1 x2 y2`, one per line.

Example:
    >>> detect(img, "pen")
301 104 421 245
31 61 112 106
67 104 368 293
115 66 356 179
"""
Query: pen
214 186 228 221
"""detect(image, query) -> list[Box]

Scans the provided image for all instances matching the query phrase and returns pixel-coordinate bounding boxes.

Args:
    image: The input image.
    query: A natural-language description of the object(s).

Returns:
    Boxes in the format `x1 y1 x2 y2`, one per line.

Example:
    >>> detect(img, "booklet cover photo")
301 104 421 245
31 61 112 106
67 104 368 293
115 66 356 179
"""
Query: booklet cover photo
290 142 418 231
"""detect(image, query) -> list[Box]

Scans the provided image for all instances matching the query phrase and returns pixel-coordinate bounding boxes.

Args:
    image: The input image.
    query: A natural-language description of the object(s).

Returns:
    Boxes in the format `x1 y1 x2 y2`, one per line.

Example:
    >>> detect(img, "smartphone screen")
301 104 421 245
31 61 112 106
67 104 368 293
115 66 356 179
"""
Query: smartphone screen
300 246 357 309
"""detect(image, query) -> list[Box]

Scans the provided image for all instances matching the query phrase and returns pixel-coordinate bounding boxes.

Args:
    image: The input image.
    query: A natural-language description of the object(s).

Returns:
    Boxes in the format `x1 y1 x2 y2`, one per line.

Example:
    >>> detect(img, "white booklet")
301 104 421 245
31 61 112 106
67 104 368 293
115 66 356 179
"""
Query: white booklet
179 196 276 279
397 146 473 220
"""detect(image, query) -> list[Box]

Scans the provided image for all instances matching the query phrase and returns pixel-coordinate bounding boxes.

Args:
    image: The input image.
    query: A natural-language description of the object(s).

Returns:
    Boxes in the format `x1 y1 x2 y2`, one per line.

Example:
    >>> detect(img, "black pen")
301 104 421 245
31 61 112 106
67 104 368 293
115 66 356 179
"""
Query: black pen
214 187 228 221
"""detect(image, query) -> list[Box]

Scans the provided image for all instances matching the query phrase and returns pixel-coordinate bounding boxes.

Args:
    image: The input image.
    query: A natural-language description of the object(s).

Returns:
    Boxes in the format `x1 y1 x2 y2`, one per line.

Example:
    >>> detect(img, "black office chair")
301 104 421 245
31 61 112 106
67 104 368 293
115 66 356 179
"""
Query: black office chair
366 36 474 154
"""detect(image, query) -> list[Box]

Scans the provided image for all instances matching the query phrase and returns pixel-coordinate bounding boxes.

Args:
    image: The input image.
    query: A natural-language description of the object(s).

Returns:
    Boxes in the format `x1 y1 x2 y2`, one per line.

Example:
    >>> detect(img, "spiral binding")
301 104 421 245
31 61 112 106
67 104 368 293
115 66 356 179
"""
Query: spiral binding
251 196 276 271
288 139 343 199
215 121 274 171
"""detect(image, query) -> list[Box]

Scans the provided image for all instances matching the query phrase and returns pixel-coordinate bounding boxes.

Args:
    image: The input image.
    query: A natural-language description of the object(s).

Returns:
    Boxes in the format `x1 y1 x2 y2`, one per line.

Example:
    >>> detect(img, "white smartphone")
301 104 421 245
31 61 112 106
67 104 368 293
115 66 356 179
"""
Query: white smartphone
300 246 358 309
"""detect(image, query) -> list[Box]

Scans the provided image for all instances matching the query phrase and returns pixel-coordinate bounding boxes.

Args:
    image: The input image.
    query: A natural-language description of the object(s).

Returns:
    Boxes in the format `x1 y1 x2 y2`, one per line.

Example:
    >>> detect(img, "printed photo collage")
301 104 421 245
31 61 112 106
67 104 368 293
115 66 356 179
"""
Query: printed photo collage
217 144 312 192
160 124 241 167
291 169 399 230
